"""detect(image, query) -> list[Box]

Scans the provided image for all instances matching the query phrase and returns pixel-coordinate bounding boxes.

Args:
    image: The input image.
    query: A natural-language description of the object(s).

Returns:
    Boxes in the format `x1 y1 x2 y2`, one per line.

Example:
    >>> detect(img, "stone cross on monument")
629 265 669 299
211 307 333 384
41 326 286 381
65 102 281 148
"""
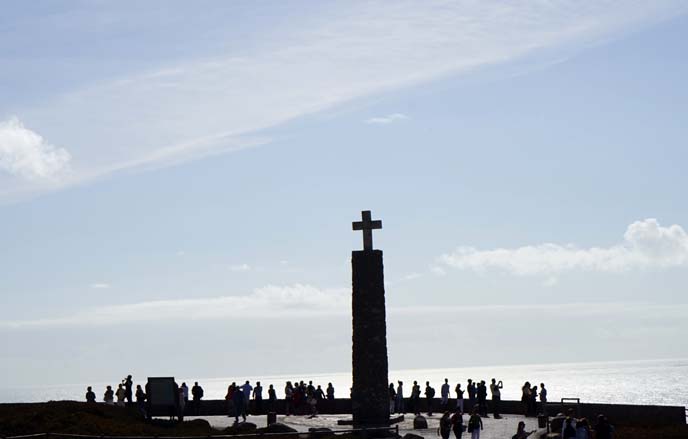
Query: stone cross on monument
352 210 382 251
351 210 390 428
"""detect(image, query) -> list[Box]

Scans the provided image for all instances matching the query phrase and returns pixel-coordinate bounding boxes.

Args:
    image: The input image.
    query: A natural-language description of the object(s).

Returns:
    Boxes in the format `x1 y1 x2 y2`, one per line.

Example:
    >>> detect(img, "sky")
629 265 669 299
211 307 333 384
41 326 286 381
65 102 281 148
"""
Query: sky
1 1 688 390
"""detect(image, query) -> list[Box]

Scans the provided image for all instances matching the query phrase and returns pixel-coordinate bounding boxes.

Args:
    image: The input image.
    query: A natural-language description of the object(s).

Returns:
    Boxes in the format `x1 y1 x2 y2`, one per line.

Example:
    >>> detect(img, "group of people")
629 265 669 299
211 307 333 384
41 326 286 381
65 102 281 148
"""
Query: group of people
86 375 205 420
558 409 615 439
521 381 548 417
223 380 336 423
388 378 547 420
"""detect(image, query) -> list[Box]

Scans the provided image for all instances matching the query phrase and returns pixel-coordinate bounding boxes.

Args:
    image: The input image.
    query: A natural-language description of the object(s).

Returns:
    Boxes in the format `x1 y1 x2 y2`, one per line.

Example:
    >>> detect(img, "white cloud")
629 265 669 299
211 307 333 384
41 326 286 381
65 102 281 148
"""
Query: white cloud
5 1 686 200
89 283 110 289
229 263 251 272
365 113 409 125
1 284 349 329
0 117 71 181
400 272 422 281
439 219 688 276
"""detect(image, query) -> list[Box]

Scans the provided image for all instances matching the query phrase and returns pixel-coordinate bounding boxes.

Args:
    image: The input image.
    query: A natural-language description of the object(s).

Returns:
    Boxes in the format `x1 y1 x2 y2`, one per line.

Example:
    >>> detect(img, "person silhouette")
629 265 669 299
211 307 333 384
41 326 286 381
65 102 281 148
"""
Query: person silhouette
86 386 96 403
104 385 114 404
123 375 133 403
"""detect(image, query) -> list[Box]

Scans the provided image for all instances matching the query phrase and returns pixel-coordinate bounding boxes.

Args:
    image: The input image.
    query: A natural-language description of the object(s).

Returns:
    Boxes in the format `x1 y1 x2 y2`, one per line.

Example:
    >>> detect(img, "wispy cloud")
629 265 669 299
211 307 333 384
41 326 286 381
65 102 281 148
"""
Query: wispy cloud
365 113 408 125
1 284 349 329
5 1 685 200
229 263 251 272
439 219 688 276
0 117 71 181
89 283 110 289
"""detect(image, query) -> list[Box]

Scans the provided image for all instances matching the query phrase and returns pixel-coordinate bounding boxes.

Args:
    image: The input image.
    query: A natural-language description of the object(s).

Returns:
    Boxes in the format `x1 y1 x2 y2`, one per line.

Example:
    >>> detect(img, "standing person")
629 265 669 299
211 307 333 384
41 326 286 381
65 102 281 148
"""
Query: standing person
476 381 487 417
315 385 325 401
489 378 503 419
425 381 436 416
562 418 577 439
438 411 452 439
180 382 189 403
253 381 263 414
192 382 204 415
135 385 147 417
123 375 133 404
521 382 531 416
450 409 464 439
116 383 126 407
389 383 396 414
467 407 483 439
85 386 96 403
284 381 294 416
177 387 186 421
225 383 236 418
411 381 421 415
306 382 318 418
396 381 405 414
268 384 277 412
529 384 538 417
513 421 536 438
575 418 591 439
455 383 464 413
326 383 335 400
104 385 114 404
467 380 476 410
441 378 450 410
594 415 614 439
240 380 252 417
539 383 547 416
232 386 246 424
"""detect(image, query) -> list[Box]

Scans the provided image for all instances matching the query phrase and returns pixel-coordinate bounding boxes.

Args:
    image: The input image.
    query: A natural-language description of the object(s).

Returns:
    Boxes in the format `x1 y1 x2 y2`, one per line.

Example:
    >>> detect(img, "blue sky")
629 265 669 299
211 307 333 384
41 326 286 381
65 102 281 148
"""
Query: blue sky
1 1 688 389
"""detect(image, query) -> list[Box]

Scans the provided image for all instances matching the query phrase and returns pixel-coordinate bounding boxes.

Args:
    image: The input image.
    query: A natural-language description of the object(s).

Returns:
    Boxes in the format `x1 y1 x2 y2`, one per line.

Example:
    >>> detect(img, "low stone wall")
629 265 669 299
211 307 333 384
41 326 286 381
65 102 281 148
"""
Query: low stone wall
179 398 686 426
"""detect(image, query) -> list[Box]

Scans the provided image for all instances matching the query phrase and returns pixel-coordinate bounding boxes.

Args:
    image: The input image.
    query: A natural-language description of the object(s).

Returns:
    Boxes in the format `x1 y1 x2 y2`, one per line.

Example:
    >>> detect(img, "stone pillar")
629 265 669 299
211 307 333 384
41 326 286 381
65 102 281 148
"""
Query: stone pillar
351 249 390 428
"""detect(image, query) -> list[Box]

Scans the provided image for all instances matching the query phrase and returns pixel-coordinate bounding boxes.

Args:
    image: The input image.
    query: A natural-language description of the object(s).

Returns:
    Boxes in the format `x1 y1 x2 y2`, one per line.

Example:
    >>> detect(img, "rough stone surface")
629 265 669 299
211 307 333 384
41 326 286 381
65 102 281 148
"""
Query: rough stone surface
352 249 389 428
259 422 298 433
413 415 428 430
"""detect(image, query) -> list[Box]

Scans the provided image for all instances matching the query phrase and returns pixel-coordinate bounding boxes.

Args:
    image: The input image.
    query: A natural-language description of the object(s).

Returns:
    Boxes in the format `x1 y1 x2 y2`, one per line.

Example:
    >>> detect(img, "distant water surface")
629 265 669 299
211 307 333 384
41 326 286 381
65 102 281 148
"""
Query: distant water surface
1 359 686 408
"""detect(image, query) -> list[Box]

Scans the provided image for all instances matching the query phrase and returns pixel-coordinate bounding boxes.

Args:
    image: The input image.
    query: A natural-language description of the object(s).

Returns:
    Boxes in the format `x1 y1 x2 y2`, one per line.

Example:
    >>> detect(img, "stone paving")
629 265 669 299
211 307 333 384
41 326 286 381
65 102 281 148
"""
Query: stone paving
199 413 548 439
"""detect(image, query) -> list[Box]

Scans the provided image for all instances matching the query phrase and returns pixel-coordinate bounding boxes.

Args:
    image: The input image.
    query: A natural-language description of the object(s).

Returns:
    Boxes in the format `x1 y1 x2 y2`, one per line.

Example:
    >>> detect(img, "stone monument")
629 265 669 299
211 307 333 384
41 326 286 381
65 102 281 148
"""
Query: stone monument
351 210 390 428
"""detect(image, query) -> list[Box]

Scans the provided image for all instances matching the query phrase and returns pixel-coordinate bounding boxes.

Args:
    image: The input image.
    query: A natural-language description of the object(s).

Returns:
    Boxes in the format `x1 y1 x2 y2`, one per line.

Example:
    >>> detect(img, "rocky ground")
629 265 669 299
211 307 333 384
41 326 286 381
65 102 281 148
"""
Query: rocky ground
1 402 686 439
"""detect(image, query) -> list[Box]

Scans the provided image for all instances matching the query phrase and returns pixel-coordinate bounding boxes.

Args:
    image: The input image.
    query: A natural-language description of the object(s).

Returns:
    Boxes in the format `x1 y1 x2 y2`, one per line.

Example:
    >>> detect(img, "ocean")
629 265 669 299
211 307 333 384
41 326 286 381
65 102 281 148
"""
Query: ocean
2 358 686 408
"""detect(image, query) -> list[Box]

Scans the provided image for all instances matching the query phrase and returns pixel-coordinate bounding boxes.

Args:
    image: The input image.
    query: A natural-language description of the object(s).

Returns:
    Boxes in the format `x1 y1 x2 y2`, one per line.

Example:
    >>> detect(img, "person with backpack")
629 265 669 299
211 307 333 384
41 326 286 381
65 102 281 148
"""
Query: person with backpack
467 407 483 439
450 410 464 439
425 381 436 416
438 411 452 439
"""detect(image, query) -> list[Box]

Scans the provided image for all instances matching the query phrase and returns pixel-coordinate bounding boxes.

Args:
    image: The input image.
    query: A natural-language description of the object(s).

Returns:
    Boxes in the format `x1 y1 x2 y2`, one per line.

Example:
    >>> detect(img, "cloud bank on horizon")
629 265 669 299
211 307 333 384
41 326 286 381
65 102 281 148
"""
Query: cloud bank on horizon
439 219 688 276
1 1 686 200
